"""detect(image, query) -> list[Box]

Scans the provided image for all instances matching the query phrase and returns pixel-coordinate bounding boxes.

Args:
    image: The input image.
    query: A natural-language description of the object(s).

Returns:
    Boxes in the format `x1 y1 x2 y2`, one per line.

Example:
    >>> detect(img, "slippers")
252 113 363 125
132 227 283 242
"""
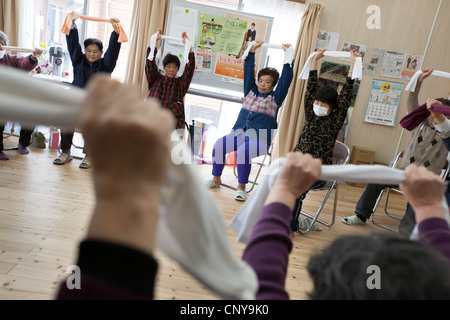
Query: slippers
53 153 72 165
341 215 366 225
297 216 322 231
206 179 220 189
235 190 248 202
79 156 92 169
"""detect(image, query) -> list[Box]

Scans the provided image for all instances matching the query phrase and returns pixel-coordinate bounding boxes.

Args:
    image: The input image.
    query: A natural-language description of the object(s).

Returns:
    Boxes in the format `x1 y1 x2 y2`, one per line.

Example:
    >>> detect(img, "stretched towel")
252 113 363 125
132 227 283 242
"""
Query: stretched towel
230 158 450 243
147 33 192 67
240 41 295 67
0 64 257 300
298 51 363 81
400 103 450 131
2 46 36 54
61 14 128 43
405 70 450 92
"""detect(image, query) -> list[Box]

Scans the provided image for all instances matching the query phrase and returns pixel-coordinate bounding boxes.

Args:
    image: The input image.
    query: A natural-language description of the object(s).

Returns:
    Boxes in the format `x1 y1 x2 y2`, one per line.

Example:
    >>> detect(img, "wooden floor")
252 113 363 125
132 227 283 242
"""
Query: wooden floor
0 135 406 300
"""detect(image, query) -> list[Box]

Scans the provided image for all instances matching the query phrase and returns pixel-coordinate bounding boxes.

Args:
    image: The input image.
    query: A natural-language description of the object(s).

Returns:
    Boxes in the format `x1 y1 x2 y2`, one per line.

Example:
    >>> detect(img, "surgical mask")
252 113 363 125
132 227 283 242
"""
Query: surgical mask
0 50 5 59
313 104 329 117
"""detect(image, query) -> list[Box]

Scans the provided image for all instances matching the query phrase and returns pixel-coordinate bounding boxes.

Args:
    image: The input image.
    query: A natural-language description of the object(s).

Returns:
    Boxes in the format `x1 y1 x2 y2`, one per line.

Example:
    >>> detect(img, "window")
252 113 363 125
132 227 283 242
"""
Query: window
18 0 133 82
183 0 304 158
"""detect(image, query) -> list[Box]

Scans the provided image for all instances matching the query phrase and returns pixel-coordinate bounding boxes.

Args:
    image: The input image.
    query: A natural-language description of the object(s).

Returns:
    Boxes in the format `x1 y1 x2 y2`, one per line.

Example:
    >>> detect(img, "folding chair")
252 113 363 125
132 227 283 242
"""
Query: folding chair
297 140 351 234
370 151 450 232
221 140 274 193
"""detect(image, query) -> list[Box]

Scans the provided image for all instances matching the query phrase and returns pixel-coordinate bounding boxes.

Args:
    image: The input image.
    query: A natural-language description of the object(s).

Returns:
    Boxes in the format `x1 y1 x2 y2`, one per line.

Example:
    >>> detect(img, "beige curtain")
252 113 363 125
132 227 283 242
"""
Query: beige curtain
124 0 170 95
0 0 20 46
272 2 324 159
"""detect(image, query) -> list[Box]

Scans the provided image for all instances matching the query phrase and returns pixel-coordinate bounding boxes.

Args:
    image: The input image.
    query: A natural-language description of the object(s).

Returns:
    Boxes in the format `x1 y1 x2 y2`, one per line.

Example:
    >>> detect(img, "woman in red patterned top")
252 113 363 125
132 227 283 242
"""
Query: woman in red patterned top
0 30 42 161
145 28 195 131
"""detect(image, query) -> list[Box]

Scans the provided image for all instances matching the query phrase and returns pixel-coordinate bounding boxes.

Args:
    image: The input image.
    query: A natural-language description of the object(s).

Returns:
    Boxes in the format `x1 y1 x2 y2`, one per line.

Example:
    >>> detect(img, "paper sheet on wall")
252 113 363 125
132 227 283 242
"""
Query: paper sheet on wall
169 6 199 45
381 51 405 78
197 14 247 56
401 53 422 80
365 79 403 127
316 30 340 51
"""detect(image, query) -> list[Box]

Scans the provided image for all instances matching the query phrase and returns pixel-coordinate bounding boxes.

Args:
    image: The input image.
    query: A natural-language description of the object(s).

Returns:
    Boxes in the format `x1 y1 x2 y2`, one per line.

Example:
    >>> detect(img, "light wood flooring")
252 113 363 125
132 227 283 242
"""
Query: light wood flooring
0 135 406 300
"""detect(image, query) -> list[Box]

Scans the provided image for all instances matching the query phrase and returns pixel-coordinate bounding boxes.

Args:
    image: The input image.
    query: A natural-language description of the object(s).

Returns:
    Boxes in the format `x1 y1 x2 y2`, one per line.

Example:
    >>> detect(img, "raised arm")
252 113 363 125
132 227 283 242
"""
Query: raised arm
273 44 294 106
243 40 263 96
242 152 322 300
66 13 83 67
407 68 433 113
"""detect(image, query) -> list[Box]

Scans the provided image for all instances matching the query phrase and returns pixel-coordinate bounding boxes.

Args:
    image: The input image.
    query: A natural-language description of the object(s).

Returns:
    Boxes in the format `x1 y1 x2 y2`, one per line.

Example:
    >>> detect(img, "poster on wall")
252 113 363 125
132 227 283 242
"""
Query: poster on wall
365 79 403 127
400 53 422 79
197 14 247 56
195 46 212 73
214 12 269 82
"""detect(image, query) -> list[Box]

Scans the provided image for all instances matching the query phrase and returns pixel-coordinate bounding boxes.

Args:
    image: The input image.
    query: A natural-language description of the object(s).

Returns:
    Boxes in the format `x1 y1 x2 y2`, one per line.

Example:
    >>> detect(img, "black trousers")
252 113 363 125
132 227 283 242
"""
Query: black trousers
1 124 34 151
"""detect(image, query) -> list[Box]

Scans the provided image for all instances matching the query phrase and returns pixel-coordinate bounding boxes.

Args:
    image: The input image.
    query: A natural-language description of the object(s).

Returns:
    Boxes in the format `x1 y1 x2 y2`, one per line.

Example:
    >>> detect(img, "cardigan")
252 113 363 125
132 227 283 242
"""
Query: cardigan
399 81 450 174
232 52 293 145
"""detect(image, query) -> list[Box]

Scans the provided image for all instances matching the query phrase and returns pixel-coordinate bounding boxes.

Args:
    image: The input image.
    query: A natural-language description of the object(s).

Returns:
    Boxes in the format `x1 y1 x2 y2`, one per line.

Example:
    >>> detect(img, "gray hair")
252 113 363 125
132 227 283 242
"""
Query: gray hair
0 30 9 46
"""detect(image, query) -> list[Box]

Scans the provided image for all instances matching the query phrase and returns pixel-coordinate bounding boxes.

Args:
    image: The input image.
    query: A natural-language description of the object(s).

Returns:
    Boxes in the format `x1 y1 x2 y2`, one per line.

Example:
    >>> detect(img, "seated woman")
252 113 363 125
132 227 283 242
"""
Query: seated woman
145 28 195 132
0 30 42 160
292 48 360 231
206 40 294 202
53 12 122 169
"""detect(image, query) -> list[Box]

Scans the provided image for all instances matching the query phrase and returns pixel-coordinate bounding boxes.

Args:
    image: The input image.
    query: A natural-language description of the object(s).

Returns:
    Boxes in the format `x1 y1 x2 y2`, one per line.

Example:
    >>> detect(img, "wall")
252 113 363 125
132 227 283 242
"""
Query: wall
313 0 450 165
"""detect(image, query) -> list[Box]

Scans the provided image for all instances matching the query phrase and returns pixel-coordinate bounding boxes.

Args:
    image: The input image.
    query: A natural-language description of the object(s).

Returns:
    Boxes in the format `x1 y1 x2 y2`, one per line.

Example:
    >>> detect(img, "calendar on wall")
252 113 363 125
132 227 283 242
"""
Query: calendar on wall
364 79 403 127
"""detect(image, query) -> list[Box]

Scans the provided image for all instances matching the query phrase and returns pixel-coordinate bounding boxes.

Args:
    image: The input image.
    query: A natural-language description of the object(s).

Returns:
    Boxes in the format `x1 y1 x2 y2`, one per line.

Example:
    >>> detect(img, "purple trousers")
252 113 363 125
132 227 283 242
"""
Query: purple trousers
212 131 270 185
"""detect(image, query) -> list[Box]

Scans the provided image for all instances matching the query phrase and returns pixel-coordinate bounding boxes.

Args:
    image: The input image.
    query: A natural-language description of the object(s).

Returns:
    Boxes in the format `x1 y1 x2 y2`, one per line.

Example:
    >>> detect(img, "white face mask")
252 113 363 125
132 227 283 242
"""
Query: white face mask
313 104 329 117
0 50 5 59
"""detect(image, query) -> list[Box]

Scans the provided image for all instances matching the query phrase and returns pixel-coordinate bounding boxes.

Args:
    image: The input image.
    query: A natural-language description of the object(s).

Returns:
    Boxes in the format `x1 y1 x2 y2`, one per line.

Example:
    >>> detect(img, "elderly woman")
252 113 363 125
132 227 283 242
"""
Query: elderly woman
0 30 42 160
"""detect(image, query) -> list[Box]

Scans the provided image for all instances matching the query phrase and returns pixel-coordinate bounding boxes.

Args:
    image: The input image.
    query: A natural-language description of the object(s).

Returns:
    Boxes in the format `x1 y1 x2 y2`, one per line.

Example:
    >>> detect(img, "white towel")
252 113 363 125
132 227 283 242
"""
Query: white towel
0 65 258 300
147 34 191 66
405 70 450 92
2 46 35 54
230 158 450 243
241 41 295 67
298 51 363 81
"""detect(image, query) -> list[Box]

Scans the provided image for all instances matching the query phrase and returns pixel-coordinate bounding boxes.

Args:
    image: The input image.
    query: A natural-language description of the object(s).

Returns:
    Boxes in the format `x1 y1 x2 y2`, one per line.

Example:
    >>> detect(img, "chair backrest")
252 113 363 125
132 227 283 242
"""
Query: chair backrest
332 140 350 165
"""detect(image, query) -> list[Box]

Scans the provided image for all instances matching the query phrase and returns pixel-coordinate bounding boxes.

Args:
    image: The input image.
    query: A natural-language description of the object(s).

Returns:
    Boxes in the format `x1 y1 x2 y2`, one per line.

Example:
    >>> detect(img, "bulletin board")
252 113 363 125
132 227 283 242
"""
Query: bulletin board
165 0 274 93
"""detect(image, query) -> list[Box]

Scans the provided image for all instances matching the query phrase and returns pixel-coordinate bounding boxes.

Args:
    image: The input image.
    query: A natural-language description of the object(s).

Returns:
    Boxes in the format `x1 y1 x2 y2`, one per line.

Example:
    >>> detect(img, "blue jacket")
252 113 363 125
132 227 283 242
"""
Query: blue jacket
67 26 121 88
232 52 293 144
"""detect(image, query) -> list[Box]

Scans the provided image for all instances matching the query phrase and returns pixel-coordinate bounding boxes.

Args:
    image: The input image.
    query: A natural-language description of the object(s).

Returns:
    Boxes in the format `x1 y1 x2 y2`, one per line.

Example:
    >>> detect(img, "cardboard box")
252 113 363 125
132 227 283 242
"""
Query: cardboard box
348 146 375 187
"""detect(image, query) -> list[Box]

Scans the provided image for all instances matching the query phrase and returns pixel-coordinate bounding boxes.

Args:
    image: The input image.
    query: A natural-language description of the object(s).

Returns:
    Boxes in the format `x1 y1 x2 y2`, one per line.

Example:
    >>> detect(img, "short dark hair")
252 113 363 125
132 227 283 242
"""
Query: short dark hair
84 38 103 52
314 86 339 108
258 68 280 87
163 54 180 70
437 98 450 106
307 233 450 300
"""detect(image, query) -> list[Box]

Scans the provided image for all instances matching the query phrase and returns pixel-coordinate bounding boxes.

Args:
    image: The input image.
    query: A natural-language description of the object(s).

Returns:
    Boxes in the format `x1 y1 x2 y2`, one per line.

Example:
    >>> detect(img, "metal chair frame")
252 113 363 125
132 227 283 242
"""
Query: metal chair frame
297 140 351 234
370 151 450 232
221 141 274 193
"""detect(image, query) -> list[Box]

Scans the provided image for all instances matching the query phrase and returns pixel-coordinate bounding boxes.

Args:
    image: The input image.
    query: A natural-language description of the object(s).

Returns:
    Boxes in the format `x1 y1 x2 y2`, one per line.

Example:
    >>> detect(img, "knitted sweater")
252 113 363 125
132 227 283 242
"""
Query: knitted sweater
399 81 450 174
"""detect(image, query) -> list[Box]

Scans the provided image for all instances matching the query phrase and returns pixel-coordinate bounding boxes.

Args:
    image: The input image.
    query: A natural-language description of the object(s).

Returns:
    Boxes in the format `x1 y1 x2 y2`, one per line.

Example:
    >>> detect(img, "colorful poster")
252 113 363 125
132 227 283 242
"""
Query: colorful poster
365 79 403 127
197 14 247 56
214 13 269 81
195 46 212 73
